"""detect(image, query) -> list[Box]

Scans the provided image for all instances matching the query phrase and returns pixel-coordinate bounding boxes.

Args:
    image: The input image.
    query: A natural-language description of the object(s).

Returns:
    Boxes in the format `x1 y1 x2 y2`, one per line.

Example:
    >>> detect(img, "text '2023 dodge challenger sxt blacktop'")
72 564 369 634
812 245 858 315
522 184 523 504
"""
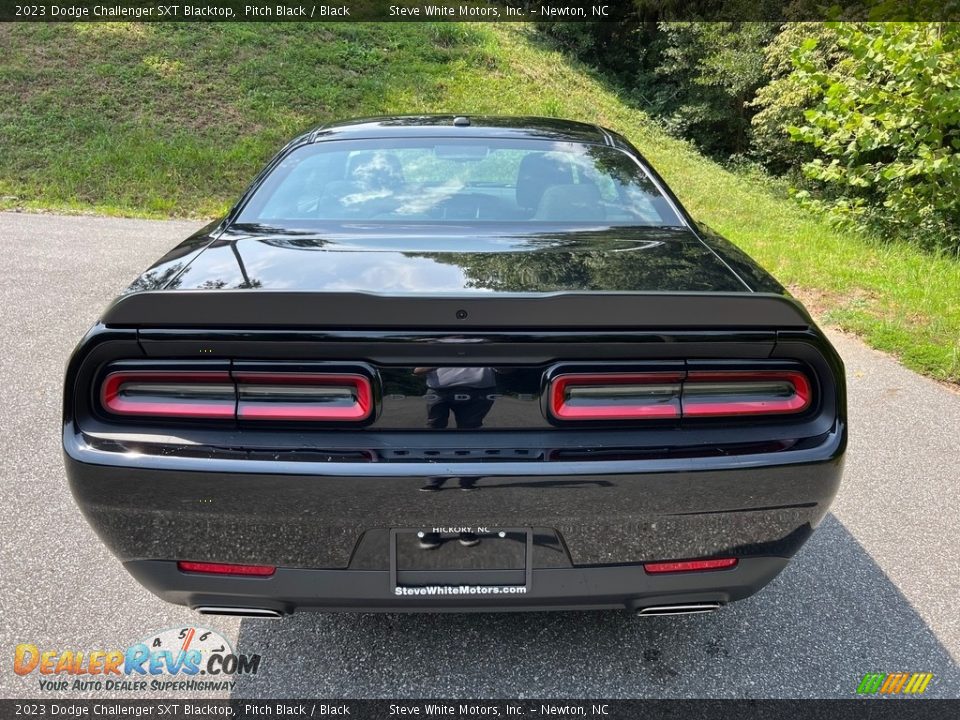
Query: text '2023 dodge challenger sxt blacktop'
64 116 846 617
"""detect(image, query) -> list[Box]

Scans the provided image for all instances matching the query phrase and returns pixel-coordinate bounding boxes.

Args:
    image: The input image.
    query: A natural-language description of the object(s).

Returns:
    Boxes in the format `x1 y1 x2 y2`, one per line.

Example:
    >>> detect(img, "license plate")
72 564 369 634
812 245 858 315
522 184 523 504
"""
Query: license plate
389 527 532 597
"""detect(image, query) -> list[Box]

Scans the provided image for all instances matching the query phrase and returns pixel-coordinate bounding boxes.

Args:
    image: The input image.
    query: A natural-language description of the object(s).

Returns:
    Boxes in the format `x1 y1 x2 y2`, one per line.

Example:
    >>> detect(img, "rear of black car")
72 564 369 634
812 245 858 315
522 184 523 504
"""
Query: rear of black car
62 117 846 616
64 292 844 616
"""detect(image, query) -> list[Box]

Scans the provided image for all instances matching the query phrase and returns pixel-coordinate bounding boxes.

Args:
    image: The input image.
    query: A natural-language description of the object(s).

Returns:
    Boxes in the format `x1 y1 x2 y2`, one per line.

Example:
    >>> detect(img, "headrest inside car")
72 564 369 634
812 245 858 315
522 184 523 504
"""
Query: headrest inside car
346 151 405 191
516 153 576 210
534 183 604 221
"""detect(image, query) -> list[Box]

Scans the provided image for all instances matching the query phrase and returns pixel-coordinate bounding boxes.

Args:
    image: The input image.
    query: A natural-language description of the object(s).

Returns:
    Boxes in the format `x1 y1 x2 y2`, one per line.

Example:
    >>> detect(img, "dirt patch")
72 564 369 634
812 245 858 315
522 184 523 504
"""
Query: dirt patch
788 284 883 324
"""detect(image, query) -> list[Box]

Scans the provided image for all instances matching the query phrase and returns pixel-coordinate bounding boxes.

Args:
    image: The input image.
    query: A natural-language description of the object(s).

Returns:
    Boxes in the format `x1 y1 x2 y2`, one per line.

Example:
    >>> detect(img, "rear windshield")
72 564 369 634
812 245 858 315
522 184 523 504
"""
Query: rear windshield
236 138 683 227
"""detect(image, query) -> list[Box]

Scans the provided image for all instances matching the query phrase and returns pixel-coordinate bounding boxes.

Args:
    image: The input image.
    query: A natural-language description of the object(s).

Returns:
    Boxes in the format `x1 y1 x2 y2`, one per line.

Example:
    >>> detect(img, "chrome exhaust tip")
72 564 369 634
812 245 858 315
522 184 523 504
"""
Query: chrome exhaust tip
194 606 284 619
635 602 721 617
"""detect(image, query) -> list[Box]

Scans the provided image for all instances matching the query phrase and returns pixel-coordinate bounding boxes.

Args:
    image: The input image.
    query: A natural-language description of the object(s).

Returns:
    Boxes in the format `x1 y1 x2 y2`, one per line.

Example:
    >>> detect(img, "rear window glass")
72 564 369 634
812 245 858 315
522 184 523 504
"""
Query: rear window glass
237 138 683 227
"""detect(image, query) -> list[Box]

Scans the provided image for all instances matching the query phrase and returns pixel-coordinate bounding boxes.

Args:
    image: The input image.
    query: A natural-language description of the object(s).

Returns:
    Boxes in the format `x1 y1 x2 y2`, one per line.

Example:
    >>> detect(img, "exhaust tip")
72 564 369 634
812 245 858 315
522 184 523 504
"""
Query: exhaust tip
194 606 284 619
635 603 721 617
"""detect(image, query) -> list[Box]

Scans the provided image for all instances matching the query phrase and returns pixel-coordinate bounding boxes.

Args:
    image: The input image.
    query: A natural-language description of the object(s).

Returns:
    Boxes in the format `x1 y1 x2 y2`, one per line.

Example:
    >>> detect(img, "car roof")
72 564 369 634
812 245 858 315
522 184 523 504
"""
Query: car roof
305 115 620 147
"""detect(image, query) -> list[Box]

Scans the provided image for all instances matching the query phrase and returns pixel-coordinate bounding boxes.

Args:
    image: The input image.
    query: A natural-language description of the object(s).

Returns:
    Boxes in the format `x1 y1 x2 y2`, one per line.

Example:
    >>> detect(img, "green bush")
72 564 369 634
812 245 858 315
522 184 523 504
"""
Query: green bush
535 18 650 86
750 24 841 175
653 22 778 159
789 23 960 254
539 21 778 162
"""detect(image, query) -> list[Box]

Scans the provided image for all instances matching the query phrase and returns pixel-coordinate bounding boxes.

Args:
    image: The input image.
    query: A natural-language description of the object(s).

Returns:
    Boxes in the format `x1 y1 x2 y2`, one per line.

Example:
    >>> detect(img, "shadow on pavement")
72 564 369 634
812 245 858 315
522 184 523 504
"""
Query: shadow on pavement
230 515 959 698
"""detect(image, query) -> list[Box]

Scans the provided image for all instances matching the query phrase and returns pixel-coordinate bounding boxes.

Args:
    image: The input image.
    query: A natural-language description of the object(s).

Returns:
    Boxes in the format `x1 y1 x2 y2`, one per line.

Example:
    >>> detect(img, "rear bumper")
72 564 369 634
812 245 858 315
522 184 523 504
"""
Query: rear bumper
125 557 790 614
64 421 844 612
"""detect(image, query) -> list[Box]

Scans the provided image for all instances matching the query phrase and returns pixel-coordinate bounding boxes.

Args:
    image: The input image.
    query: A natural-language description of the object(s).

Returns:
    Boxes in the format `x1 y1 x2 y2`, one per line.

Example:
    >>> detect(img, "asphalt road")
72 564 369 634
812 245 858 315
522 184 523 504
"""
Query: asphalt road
1 211 958 699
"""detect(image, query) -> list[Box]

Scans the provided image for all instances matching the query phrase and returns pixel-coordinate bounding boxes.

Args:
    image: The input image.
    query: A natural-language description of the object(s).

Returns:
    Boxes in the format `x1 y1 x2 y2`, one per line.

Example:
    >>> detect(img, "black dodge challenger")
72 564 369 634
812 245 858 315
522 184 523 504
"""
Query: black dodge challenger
64 116 846 617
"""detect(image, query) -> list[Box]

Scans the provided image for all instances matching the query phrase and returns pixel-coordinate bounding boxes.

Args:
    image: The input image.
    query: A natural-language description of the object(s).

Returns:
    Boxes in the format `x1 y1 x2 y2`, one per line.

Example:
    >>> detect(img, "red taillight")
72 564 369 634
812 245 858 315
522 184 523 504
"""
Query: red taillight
548 369 812 422
644 558 738 574
235 373 372 422
177 561 276 577
682 370 811 417
549 373 683 421
100 371 235 419
100 369 373 423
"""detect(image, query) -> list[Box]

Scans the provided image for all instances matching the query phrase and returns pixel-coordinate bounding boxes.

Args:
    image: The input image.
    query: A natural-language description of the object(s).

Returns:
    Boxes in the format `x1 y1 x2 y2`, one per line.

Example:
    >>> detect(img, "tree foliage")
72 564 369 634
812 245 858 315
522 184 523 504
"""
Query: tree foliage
750 24 842 174
789 23 960 253
537 19 777 160
652 22 778 158
535 17 651 87
535 19 960 253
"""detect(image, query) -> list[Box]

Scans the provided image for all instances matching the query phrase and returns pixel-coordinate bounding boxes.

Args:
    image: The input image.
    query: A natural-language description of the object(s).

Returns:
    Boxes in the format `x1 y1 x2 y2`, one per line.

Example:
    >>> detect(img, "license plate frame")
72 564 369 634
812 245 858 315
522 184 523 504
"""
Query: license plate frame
389 527 533 595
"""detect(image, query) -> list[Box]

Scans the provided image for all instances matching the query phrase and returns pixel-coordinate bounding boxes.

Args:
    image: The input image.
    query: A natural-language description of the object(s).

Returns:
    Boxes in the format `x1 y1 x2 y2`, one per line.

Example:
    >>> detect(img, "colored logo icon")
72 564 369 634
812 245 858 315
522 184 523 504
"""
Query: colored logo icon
857 673 933 695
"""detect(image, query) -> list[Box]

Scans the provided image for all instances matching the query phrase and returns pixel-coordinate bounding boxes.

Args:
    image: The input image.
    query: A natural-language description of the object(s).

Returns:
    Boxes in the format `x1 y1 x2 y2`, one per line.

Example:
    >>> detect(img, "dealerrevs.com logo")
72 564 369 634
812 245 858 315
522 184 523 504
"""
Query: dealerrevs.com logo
14 627 261 692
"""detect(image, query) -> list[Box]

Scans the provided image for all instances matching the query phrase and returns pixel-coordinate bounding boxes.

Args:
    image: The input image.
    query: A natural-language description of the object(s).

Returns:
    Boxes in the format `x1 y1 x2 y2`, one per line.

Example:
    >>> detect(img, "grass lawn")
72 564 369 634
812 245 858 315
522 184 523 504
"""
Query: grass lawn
1 22 957 382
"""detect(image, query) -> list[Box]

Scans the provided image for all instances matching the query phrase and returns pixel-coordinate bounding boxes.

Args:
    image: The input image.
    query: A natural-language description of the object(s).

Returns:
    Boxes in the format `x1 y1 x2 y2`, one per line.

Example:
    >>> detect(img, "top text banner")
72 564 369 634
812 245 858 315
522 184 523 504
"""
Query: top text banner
3 0 960 22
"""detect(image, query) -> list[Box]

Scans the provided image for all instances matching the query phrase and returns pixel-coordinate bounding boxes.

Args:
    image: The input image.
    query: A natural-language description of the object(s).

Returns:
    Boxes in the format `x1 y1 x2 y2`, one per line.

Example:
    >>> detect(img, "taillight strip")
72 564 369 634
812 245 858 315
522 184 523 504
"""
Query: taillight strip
234 372 373 422
550 372 683 421
100 371 235 419
682 370 812 417
100 370 373 423
548 369 812 422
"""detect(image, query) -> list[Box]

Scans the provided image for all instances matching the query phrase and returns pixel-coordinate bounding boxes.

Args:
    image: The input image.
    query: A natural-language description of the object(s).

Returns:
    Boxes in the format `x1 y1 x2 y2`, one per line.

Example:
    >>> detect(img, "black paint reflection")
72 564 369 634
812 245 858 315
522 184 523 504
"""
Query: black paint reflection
415 366 497 429
414 365 498 495
376 365 543 432
420 476 479 492
143 225 749 294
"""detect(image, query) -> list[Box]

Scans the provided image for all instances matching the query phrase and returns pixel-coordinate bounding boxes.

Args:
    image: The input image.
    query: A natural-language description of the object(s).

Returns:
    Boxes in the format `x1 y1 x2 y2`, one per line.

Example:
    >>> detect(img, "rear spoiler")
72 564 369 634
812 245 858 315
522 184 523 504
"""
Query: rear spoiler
102 291 813 330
